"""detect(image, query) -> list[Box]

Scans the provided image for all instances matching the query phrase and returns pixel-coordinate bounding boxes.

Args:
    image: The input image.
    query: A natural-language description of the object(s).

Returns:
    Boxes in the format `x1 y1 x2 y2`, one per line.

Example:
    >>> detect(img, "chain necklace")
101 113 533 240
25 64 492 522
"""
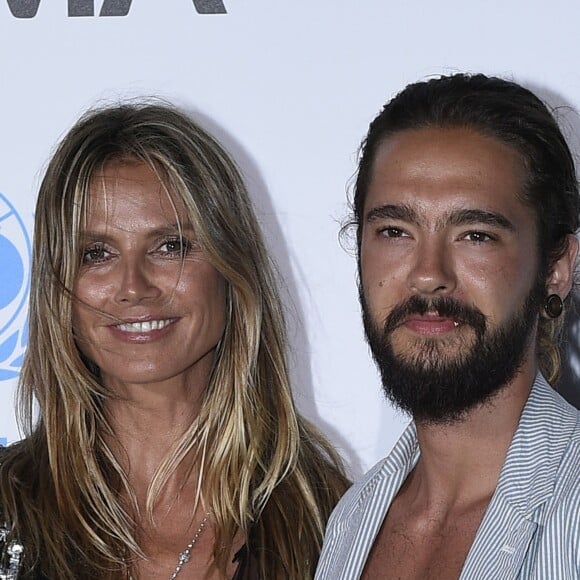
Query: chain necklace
128 513 210 580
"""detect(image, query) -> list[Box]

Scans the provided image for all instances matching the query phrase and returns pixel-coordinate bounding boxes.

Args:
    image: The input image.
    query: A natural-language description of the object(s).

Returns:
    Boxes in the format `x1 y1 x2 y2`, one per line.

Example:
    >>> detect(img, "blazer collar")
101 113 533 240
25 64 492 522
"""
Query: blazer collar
462 373 580 578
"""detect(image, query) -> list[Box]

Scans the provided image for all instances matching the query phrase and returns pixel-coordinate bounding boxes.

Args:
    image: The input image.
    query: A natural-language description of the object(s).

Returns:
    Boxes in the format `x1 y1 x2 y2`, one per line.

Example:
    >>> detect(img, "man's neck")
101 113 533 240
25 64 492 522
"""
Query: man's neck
409 362 536 512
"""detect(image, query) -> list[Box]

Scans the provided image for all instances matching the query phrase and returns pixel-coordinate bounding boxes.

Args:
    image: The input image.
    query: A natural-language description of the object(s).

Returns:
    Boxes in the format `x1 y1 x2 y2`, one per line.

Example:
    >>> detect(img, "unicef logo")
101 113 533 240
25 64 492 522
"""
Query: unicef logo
0 193 30 381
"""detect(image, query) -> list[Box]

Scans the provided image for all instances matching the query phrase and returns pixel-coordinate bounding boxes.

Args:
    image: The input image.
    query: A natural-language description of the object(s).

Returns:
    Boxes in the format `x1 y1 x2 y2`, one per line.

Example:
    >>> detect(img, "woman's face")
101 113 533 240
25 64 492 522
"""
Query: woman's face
72 161 226 394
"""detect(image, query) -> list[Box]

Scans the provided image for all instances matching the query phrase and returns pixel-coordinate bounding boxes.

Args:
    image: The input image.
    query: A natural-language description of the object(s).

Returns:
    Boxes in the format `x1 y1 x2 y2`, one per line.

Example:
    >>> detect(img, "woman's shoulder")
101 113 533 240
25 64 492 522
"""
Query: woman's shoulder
0 439 28 461
0 439 35 497
0 440 35 579
0 485 23 579
0 522 24 580
0 438 37 475
232 539 259 580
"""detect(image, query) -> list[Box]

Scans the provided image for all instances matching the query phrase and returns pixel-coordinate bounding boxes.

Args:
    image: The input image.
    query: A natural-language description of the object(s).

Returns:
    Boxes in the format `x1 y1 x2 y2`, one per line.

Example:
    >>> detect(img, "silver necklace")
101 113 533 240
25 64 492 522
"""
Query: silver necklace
128 513 210 580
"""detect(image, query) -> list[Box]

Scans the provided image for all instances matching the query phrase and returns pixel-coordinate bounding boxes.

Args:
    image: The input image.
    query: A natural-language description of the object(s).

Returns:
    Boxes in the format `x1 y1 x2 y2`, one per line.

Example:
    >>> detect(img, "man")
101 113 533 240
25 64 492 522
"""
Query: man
315 74 580 579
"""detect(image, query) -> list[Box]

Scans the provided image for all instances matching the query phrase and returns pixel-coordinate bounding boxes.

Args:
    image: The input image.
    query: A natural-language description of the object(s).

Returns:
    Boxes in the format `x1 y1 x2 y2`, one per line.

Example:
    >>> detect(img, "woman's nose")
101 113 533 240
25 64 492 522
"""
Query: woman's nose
113 259 161 304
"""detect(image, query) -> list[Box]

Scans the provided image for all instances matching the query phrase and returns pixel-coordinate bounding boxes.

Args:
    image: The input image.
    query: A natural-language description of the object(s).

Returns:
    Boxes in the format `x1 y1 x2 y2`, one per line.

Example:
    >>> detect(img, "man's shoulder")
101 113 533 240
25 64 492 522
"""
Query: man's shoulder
326 456 391 527
315 428 418 580
515 375 580 454
554 410 580 498
529 376 580 470
326 423 417 531
530 374 580 421
315 456 396 580
499 377 580 532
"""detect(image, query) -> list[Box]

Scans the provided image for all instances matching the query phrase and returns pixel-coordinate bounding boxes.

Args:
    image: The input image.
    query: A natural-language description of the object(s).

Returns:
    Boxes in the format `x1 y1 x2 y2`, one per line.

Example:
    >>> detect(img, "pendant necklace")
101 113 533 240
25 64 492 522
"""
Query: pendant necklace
128 512 210 580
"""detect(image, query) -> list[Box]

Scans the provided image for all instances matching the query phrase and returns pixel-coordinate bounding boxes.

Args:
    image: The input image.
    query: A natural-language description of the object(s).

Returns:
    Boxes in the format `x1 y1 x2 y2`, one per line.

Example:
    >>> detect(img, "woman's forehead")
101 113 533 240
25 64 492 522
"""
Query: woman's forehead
85 161 189 227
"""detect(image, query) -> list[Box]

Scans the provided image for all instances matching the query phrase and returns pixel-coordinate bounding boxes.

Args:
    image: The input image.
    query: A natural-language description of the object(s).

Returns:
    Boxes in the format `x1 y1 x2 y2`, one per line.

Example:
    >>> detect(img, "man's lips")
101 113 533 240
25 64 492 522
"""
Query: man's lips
402 315 461 335
383 296 487 338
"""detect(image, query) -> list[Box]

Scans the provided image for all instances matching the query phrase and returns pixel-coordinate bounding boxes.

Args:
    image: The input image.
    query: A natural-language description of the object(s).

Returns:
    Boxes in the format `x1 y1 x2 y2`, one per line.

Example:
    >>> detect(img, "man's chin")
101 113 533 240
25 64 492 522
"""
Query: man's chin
377 345 509 423
384 373 514 425
392 322 477 345
389 336 476 371
364 284 542 424
381 376 497 424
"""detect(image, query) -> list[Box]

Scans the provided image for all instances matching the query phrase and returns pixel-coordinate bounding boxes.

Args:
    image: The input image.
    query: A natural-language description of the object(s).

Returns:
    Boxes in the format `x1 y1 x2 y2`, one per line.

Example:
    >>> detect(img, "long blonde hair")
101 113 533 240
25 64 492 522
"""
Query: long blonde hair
0 102 347 578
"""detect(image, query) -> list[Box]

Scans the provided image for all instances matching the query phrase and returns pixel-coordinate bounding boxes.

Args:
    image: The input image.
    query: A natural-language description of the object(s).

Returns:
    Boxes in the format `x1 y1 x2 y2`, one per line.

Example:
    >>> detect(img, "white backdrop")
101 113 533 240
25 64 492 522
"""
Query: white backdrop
2 0 580 476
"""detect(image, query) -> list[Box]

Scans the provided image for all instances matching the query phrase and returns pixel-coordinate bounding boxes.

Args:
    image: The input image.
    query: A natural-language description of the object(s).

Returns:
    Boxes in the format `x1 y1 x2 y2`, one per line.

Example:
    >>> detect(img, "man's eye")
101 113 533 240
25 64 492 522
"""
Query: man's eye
464 231 493 243
380 227 407 238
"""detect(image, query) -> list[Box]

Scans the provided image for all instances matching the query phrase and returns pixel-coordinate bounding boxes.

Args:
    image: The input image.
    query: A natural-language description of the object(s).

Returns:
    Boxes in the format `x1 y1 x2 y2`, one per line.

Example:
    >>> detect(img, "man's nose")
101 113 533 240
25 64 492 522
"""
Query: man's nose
407 237 456 296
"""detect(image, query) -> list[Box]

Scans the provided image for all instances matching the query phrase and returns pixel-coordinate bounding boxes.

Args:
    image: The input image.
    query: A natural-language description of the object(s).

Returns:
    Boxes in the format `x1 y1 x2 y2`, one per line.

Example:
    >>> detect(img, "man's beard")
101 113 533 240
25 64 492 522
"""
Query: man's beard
361 286 542 424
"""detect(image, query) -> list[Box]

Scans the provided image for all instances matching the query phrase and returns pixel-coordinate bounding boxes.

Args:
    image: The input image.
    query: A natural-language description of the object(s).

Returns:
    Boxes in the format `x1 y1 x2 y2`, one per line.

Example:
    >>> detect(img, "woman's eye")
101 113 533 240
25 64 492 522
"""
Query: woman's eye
160 237 193 256
82 245 109 264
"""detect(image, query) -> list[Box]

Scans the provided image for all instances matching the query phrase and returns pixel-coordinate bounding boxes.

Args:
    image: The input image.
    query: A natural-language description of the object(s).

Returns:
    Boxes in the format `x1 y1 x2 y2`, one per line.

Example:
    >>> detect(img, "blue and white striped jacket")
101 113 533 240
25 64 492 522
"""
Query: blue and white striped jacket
315 374 580 579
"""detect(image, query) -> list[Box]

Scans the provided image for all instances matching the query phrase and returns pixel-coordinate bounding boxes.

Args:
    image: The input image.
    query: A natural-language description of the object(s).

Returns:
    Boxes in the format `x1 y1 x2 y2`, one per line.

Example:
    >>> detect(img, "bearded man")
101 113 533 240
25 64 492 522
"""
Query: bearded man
316 74 580 579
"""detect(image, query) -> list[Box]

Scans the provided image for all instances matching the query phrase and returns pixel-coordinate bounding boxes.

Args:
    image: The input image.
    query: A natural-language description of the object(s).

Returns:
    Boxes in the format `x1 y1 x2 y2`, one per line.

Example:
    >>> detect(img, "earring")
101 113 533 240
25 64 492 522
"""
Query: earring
544 294 563 318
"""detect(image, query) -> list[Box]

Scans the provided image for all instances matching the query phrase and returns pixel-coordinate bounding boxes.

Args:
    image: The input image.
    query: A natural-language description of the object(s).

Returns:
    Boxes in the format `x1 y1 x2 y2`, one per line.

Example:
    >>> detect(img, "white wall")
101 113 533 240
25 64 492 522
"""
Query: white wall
2 0 580 475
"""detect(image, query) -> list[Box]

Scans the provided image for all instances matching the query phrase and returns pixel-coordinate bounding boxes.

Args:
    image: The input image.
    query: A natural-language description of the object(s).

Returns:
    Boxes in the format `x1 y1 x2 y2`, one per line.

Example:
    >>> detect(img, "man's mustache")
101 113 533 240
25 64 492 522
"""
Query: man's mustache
384 295 487 337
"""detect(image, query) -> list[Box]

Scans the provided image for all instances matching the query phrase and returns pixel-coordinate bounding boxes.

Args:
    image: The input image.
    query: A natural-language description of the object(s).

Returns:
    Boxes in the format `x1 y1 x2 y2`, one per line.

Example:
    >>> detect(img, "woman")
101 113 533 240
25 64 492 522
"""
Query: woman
0 103 348 579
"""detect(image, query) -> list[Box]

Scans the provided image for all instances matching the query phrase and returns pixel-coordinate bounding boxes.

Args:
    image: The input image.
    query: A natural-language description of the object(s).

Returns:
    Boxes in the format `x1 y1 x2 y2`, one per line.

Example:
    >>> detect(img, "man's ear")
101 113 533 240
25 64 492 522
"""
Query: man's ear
545 234 579 300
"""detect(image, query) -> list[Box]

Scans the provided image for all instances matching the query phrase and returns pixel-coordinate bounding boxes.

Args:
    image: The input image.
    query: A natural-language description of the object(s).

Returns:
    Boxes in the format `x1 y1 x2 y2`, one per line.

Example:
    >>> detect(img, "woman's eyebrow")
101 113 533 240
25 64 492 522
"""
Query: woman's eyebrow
80 223 196 241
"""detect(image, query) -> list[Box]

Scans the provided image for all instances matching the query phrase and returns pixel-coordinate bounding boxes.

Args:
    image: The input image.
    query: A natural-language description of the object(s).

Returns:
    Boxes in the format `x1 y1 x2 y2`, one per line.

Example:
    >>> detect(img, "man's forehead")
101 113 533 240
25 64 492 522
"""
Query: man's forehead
364 127 530 218
370 127 525 181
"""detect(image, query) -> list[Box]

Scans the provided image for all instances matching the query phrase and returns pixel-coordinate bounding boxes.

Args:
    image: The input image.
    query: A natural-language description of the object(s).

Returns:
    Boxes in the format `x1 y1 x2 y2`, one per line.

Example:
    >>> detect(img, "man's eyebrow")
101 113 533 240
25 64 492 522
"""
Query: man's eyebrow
365 204 420 224
365 204 515 232
446 209 515 231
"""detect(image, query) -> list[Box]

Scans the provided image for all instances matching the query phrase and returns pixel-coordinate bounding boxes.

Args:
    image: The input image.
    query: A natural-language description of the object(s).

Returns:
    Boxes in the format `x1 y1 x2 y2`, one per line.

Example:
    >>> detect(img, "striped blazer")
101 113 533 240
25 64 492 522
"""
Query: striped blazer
315 374 580 579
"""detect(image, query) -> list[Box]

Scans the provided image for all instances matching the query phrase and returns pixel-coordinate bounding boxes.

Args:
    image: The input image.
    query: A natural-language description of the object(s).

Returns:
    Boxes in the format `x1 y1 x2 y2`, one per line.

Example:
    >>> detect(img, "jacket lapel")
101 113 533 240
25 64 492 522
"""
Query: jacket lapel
335 425 419 578
460 495 540 578
461 374 577 579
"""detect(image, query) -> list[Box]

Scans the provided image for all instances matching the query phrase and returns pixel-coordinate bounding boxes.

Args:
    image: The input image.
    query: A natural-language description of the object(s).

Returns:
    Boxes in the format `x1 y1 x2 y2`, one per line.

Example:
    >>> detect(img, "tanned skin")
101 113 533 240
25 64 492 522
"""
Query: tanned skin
359 128 577 580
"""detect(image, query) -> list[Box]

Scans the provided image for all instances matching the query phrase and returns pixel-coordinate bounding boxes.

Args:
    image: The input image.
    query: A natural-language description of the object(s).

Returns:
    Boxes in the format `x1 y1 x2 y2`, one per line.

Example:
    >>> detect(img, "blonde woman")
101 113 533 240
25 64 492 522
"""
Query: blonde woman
0 103 348 579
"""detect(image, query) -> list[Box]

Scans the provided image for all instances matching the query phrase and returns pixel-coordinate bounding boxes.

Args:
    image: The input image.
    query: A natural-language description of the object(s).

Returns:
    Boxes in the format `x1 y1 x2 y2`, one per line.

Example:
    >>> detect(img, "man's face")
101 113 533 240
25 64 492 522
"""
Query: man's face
359 127 542 423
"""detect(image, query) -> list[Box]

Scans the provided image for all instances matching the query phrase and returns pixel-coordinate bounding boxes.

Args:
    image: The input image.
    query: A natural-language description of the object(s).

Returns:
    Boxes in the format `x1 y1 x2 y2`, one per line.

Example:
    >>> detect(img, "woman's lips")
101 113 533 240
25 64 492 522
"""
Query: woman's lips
108 318 179 342
115 318 176 333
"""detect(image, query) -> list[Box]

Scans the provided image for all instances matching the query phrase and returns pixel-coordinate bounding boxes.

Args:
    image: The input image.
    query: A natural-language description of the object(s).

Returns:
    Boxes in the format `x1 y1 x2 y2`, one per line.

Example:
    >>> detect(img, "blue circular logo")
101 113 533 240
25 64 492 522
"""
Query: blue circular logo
0 193 30 381
0 235 24 310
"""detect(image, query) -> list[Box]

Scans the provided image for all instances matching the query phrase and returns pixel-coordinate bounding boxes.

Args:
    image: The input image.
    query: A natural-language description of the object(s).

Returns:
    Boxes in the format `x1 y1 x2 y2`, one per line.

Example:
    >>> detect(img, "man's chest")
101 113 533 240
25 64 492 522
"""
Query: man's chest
361 498 488 580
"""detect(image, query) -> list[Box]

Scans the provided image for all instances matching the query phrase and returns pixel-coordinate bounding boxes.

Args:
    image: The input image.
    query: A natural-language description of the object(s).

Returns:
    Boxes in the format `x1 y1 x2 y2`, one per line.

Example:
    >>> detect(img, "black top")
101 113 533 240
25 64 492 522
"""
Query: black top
233 537 261 579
